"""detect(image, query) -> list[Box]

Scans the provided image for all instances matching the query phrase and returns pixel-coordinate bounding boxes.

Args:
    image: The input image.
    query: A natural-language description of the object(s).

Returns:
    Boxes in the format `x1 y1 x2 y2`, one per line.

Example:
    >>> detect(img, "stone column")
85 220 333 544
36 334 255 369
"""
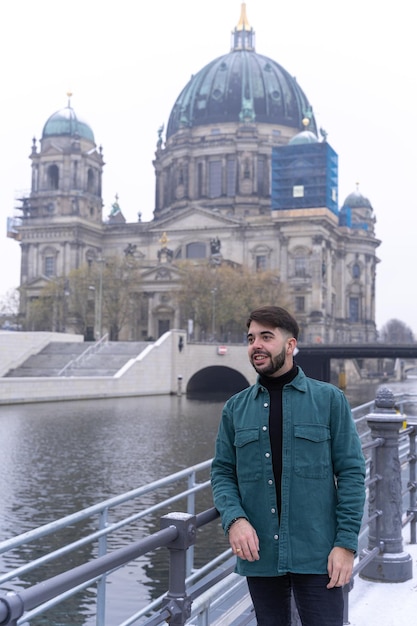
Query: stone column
360 386 413 582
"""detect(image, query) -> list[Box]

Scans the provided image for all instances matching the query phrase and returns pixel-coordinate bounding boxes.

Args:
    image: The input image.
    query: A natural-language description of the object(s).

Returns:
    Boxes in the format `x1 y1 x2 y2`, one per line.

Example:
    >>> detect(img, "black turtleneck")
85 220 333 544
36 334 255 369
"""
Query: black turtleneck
259 363 298 518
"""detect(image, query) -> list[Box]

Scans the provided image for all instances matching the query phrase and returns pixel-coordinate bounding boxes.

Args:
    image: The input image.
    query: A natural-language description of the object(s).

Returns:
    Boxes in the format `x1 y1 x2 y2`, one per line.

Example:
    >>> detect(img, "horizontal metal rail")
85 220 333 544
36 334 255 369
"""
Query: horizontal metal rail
58 333 109 376
0 460 213 625
0 525 179 625
0 460 212 557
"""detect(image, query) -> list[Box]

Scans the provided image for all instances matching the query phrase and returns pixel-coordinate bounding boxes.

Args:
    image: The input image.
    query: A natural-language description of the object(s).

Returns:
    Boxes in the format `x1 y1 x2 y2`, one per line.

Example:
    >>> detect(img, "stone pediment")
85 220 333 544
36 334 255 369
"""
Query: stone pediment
25 276 54 290
147 206 242 233
141 263 183 283
41 142 64 156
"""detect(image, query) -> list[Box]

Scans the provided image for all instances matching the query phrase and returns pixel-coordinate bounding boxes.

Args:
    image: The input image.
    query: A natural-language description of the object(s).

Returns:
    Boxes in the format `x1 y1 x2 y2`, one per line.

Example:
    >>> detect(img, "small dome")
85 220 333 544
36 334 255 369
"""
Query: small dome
288 130 319 145
42 105 95 142
342 186 372 209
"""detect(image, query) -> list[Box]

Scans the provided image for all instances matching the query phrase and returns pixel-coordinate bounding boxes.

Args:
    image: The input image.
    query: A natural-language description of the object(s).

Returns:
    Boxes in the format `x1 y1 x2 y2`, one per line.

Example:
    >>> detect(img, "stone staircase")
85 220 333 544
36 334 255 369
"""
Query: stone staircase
4 341 150 378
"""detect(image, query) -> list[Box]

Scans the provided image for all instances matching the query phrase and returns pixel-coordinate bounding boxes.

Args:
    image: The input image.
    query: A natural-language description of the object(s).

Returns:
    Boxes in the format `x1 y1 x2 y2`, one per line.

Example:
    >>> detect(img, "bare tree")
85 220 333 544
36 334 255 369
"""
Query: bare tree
23 278 68 332
379 319 415 344
66 266 96 338
66 256 143 340
100 255 142 340
0 288 20 329
176 262 290 341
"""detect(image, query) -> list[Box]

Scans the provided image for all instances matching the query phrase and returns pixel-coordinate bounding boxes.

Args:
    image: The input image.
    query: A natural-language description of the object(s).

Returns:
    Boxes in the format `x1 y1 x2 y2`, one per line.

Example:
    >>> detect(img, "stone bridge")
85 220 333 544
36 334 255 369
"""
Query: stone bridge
173 332 417 395
1 330 416 404
173 336 256 396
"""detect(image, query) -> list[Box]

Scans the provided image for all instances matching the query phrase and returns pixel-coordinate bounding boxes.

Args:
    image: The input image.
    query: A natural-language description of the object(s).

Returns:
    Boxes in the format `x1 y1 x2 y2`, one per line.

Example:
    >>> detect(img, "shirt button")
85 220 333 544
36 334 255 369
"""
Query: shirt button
262 426 267 431
263 403 268 408
265 452 270 458
274 535 279 540
271 508 276 514
268 479 273 485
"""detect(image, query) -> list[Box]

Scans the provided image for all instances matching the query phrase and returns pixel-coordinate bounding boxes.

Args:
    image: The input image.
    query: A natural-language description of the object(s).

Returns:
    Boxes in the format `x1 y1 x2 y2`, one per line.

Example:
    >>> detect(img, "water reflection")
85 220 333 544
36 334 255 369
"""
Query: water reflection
0 394 226 624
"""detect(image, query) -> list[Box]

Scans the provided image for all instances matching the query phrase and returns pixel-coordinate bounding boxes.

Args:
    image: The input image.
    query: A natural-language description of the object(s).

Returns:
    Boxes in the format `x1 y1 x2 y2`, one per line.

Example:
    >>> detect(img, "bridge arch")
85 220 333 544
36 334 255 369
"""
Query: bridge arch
187 366 249 397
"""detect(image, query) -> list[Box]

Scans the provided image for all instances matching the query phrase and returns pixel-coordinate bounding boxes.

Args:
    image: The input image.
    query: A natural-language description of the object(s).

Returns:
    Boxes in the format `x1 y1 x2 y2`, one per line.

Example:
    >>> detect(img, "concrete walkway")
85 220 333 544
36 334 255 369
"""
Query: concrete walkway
346 528 416 625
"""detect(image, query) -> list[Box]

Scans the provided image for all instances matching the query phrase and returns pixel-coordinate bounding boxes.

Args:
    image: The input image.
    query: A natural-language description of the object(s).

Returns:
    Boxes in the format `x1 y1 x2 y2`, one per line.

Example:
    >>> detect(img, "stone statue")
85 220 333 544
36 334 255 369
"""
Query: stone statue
210 237 221 254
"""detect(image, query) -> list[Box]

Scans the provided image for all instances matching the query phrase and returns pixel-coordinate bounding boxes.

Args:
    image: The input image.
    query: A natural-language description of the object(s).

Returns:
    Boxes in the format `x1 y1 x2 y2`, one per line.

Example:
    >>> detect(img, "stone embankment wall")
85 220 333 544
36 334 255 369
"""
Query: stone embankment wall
0 331 180 405
0 331 83 377
0 331 257 405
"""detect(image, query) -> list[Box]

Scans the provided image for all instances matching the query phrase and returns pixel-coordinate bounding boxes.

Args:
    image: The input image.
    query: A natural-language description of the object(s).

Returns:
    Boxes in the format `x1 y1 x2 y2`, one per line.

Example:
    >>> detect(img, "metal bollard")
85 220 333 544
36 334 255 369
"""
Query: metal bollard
360 387 413 582
177 375 183 397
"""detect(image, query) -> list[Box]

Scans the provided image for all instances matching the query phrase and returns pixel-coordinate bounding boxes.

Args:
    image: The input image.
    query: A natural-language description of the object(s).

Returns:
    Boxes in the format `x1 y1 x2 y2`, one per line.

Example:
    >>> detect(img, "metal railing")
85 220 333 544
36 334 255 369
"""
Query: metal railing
341 388 417 625
58 333 109 376
0 460 228 625
0 391 416 626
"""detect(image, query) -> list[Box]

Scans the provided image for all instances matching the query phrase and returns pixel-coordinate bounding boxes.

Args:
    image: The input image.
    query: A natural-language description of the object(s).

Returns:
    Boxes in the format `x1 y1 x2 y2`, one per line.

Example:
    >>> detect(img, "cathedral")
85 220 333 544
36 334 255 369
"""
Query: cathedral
9 4 380 343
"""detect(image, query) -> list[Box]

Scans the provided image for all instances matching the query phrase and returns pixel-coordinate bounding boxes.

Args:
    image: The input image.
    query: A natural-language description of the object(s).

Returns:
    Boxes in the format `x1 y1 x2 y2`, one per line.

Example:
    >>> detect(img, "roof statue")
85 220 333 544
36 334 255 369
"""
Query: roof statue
108 194 126 224
110 194 121 216
156 124 164 149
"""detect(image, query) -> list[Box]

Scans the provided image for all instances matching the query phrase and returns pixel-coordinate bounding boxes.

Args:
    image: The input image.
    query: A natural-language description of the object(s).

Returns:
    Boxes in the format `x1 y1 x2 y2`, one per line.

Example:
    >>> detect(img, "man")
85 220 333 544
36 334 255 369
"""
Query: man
211 306 365 626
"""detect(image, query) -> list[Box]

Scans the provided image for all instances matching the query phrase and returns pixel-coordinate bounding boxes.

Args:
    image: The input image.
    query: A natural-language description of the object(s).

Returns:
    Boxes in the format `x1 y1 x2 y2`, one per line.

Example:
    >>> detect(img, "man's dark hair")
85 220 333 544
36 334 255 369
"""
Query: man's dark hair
246 306 299 340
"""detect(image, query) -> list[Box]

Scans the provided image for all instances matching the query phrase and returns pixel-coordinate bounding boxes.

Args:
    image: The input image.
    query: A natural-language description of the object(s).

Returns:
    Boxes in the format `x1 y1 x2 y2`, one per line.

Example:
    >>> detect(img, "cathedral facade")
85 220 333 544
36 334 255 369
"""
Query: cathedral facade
10 4 380 343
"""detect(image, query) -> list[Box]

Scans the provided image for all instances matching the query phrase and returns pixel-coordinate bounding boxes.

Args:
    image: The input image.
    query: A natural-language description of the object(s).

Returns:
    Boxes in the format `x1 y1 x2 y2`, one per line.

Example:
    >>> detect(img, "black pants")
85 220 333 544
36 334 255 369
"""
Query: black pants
247 574 344 626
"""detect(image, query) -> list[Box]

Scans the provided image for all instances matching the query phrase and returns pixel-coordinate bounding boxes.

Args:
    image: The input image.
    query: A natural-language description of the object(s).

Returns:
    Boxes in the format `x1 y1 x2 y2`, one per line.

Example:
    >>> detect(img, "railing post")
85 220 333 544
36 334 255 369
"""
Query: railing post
407 423 416 544
360 387 413 582
96 507 109 626
160 512 196 625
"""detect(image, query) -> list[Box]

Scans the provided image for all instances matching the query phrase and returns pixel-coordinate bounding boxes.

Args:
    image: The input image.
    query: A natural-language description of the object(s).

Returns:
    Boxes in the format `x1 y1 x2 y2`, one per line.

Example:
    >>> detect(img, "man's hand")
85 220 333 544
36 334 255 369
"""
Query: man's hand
327 547 355 588
228 518 260 561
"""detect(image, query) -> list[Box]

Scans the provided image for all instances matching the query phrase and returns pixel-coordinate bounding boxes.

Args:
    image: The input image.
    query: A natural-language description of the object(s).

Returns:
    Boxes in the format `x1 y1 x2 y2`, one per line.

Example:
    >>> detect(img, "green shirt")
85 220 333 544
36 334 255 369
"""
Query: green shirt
211 367 366 576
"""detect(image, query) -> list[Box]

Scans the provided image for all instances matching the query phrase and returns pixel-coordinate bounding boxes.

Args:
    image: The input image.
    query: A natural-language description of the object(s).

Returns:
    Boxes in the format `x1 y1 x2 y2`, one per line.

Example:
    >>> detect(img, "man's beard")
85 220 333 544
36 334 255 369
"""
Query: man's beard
250 346 286 377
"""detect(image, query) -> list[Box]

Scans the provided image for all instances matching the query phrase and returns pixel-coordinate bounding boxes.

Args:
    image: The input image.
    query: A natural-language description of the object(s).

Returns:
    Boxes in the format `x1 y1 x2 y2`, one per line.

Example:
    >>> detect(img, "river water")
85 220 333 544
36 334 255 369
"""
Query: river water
0 378 416 624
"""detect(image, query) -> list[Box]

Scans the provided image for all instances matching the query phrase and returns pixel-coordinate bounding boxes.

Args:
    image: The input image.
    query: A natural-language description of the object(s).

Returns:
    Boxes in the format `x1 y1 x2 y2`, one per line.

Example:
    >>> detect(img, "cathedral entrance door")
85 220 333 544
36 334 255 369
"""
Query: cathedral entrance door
158 319 170 337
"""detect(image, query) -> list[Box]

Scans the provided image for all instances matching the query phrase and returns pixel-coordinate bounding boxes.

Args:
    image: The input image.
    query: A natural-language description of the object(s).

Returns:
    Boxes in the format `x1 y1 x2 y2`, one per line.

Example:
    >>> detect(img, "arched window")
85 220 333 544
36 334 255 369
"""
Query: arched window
87 168 95 193
208 161 222 198
44 256 55 277
257 156 266 195
197 163 204 197
178 166 184 186
42 246 58 277
349 297 360 322
186 242 206 259
73 161 78 187
294 255 307 278
226 158 236 197
47 165 59 190
290 246 310 279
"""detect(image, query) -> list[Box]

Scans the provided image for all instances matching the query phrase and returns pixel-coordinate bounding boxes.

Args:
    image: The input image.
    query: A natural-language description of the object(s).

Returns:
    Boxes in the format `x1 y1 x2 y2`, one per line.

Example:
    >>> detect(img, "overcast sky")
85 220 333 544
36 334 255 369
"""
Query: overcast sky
1 0 415 334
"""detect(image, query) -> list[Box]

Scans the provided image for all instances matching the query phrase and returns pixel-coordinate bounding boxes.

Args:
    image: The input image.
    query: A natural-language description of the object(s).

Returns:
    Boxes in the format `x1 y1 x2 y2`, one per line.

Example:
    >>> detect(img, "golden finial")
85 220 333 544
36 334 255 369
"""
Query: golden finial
237 2 250 31
67 91 73 107
159 232 169 247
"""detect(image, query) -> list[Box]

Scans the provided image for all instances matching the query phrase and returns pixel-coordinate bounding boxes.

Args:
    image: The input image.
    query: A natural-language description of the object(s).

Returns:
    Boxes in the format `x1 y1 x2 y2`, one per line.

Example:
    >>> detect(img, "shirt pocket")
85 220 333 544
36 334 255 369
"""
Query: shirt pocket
234 427 262 482
293 424 331 478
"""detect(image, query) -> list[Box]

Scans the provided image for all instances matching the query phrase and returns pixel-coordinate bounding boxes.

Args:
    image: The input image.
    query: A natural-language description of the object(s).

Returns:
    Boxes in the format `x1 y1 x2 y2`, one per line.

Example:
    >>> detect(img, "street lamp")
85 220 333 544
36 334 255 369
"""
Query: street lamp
211 287 217 341
96 257 104 340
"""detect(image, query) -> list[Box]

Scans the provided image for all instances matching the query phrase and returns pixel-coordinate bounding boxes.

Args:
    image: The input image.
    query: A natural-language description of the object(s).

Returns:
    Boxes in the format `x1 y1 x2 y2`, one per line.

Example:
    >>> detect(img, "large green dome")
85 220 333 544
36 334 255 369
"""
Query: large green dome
42 103 95 142
166 6 316 139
